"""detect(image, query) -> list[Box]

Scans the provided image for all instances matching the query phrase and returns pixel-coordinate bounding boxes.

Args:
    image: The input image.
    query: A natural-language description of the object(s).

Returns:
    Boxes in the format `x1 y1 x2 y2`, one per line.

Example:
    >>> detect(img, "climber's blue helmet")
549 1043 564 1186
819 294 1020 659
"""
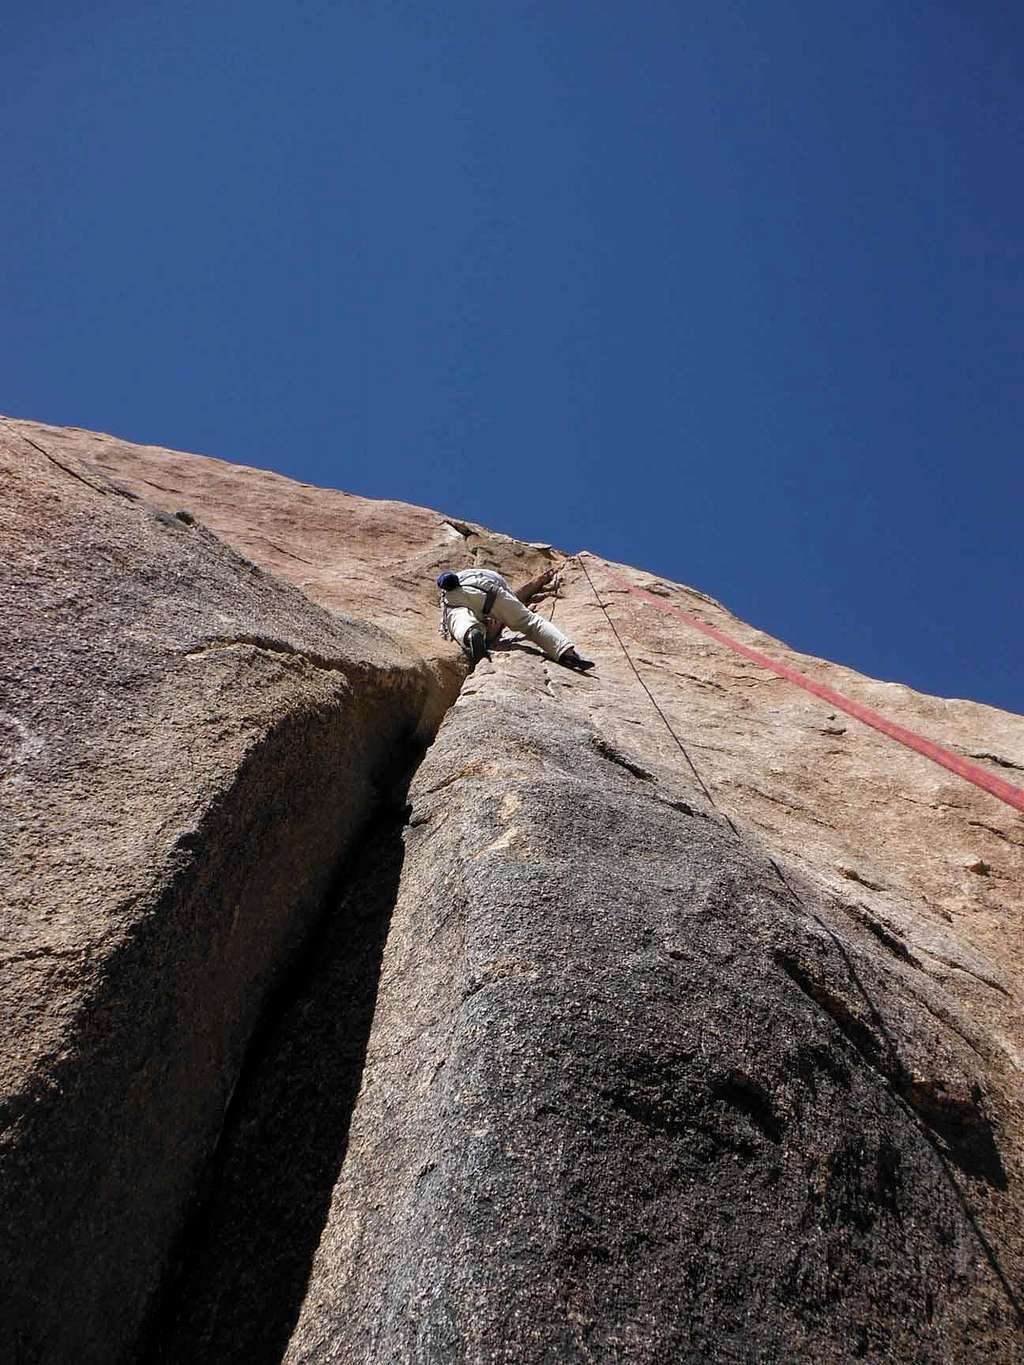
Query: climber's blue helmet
436 571 460 591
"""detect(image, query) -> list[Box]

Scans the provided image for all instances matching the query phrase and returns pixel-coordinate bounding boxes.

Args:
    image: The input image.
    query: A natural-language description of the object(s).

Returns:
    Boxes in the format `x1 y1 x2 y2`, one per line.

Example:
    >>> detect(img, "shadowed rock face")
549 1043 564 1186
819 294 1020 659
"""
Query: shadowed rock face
156 658 1022 1364
2 417 1023 1362
0 426 457 1363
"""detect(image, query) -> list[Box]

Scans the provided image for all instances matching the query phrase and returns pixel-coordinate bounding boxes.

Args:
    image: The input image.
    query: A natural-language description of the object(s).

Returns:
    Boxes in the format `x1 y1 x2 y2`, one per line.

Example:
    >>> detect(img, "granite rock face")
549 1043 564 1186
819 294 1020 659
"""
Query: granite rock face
162 657 1021 1363
0 423 456 1363
15 416 559 653
2 418 1023 1362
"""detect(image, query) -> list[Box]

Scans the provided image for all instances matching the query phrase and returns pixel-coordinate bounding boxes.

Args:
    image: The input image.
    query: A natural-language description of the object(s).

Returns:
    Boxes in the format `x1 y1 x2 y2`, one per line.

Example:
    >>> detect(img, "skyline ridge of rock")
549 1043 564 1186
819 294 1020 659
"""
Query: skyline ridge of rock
1 417 1021 1362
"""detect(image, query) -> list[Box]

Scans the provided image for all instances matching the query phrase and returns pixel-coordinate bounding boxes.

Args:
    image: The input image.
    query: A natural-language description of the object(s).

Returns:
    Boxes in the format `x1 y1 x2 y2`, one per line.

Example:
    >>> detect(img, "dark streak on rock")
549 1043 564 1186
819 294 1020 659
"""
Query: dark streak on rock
590 735 656 783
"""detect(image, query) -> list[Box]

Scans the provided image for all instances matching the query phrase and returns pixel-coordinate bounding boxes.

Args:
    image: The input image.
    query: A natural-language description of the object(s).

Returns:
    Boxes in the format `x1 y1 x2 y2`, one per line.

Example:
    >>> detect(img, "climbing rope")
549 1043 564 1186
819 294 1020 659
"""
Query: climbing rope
575 552 739 834
585 553 1024 816
573 550 1024 1329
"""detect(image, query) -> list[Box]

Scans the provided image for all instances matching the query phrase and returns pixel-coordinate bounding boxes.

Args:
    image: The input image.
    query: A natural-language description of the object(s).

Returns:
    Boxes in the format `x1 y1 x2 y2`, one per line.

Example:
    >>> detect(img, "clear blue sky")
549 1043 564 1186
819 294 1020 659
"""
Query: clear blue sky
4 2 1021 711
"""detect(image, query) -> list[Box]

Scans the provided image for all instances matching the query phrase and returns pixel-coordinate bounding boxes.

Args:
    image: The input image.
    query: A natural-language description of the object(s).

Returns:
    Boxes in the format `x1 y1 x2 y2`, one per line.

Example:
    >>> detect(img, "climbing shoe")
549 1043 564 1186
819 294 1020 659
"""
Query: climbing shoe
559 649 595 672
464 626 489 665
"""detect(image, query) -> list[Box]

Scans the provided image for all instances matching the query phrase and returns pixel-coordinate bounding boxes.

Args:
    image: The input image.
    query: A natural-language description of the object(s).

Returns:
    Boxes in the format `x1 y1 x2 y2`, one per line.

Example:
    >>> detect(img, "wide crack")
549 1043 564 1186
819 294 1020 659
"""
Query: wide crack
142 799 414 1363
139 679 467 1364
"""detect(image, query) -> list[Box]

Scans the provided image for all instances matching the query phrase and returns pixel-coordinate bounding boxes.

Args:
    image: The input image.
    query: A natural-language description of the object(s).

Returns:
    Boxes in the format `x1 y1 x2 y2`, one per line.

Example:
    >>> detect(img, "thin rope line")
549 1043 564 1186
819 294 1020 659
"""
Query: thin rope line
575 552 738 835
599 560 1024 815
544 562 560 625
575 550 1023 1329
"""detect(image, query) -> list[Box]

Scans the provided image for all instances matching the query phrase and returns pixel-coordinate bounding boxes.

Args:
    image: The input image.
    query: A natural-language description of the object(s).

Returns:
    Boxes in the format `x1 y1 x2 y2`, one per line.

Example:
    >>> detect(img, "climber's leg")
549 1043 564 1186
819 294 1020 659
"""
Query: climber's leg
447 606 483 651
465 624 488 664
490 589 574 660
447 606 490 663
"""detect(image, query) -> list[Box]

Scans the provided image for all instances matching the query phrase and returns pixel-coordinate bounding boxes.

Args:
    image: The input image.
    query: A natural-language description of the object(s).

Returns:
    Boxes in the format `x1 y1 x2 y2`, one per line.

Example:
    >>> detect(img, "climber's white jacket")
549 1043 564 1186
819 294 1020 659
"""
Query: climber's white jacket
439 569 574 661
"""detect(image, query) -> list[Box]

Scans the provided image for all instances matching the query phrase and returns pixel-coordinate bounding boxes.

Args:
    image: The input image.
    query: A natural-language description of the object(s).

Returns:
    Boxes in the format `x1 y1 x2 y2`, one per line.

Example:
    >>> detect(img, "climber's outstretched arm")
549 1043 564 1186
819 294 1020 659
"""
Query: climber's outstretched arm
514 567 559 605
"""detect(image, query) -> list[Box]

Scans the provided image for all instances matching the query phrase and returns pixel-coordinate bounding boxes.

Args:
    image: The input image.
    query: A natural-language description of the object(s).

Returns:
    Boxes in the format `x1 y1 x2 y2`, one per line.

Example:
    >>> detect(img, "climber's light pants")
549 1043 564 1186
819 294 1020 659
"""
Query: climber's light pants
446 606 486 649
445 586 574 660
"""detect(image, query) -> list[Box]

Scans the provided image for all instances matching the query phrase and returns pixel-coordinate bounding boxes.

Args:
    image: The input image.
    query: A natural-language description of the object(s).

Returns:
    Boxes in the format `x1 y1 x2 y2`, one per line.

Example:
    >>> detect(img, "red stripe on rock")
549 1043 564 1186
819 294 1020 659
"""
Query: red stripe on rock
592 560 1024 816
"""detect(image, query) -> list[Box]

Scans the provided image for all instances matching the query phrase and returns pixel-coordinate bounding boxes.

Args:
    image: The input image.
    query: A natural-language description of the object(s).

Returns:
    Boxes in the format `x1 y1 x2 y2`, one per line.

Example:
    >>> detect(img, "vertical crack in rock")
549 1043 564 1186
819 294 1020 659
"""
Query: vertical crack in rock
254 663 1020 1365
2 681 458 1365
0 431 468 1365
6 421 1024 1365
143 771 428 1365
139 657 1023 1364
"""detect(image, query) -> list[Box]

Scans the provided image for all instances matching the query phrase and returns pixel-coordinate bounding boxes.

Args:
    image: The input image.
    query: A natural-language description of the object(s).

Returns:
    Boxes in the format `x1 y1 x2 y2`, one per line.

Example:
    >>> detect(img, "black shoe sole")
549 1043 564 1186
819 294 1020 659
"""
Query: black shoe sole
466 630 488 665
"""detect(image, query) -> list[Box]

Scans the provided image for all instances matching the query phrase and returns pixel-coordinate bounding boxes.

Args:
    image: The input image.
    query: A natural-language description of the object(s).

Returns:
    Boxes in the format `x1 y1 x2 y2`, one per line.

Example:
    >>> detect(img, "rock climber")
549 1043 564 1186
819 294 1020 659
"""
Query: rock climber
437 566 595 671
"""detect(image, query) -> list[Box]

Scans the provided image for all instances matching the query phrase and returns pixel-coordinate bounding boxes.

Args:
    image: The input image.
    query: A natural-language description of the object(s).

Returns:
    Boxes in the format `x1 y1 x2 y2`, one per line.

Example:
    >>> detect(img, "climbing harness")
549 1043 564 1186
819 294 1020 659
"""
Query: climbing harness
437 576 498 642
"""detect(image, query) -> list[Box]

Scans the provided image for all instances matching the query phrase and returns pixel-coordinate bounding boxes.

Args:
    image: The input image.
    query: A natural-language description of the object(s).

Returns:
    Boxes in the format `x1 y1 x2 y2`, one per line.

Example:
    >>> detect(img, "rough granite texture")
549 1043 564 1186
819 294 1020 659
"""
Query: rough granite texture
0 423 457 1363
2 417 1022 1362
